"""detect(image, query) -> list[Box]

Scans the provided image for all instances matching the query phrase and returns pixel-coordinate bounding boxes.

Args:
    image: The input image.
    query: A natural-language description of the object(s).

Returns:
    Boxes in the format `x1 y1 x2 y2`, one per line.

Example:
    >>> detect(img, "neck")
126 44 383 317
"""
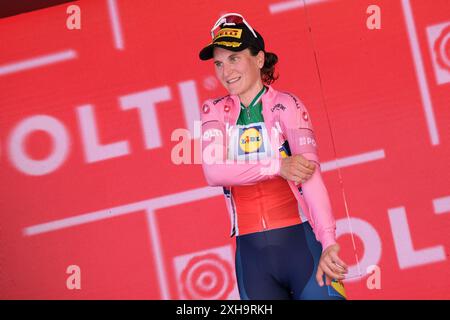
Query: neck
239 81 264 107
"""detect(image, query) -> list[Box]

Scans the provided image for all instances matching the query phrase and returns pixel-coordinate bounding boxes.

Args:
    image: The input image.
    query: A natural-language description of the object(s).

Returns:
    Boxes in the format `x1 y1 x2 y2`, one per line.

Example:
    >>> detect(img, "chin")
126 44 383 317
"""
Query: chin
226 85 243 96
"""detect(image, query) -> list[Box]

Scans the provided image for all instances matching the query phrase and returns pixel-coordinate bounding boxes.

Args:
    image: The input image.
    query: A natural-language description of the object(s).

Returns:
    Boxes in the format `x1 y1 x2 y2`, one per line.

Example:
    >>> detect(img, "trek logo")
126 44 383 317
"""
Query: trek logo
238 126 264 155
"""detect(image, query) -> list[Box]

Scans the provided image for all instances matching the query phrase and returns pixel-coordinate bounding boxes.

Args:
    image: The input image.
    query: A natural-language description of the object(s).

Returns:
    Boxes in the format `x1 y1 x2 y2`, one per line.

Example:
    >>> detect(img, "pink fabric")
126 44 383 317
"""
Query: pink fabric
201 119 281 186
200 85 337 251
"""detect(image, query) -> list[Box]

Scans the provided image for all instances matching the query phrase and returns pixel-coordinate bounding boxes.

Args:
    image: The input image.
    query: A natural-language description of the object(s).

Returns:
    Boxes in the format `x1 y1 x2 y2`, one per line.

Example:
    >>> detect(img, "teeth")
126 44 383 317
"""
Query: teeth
227 77 240 84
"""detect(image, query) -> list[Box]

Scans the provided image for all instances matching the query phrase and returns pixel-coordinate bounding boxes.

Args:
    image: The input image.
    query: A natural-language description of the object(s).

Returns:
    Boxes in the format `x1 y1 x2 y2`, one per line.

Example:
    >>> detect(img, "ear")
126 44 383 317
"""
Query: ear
257 50 265 69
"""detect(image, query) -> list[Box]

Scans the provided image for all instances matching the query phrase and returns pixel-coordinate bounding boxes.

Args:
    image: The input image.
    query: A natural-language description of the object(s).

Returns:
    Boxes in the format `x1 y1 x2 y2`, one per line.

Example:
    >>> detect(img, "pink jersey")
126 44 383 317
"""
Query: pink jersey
200 85 337 251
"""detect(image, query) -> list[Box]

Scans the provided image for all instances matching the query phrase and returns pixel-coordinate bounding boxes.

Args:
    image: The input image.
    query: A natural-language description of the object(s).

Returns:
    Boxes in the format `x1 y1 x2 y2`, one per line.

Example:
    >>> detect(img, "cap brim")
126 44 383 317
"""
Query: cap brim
199 42 249 60
199 43 214 61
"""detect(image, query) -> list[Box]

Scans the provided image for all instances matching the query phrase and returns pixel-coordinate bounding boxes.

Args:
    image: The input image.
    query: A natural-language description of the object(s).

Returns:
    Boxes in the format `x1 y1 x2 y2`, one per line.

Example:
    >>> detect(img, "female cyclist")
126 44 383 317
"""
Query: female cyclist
198 13 348 300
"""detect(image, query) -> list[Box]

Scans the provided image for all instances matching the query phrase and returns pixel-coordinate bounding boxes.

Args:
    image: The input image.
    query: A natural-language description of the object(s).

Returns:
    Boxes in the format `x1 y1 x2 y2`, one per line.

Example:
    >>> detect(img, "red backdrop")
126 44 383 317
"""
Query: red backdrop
0 0 449 299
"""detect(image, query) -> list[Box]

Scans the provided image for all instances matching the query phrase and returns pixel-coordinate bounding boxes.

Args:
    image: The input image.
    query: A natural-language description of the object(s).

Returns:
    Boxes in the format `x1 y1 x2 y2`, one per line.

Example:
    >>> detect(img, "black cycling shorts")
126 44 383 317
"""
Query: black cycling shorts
235 222 347 300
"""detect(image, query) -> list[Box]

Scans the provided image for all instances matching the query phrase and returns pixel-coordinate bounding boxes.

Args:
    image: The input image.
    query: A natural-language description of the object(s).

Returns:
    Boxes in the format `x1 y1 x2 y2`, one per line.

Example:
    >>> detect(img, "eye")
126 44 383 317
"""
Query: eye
230 56 239 62
214 61 222 68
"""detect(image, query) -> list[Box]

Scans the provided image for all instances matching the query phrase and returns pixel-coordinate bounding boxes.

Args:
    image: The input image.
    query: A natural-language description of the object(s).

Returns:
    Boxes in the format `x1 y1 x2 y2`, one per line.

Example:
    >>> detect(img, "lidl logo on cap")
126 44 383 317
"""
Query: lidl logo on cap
238 126 264 155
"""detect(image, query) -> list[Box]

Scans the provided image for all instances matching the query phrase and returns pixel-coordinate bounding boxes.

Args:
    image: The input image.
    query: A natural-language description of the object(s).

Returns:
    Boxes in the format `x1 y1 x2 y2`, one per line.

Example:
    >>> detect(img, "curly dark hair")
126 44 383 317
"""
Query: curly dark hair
248 45 279 85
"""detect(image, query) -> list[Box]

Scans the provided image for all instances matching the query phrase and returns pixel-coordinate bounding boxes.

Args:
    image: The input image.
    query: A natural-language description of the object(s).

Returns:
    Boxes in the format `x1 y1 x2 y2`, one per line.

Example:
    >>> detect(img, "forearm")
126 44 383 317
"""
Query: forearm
277 92 337 250
201 113 281 187
301 153 337 251
202 158 281 187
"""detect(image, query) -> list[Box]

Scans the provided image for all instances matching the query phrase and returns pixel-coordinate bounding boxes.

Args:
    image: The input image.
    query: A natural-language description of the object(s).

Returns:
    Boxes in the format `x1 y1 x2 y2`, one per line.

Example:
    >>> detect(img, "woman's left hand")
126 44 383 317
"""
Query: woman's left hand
315 243 348 286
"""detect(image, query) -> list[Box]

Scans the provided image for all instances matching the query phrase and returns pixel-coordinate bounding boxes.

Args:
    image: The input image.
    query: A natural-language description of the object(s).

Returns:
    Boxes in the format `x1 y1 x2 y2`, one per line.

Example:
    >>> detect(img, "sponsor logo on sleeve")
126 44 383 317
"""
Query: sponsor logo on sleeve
270 103 286 112
202 128 223 140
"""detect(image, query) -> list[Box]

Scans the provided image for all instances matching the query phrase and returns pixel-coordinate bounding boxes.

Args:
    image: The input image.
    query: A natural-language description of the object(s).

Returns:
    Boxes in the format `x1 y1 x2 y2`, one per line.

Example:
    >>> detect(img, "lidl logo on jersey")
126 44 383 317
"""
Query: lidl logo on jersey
227 122 271 161
238 125 265 155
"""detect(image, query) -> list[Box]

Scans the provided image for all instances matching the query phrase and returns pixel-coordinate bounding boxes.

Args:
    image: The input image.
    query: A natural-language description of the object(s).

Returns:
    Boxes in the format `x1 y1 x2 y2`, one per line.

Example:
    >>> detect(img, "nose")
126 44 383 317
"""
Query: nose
222 62 232 79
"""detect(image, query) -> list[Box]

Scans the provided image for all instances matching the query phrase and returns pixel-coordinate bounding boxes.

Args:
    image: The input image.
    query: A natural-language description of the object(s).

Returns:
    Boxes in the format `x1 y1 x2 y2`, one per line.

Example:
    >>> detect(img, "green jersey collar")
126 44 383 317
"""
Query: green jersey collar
240 85 267 109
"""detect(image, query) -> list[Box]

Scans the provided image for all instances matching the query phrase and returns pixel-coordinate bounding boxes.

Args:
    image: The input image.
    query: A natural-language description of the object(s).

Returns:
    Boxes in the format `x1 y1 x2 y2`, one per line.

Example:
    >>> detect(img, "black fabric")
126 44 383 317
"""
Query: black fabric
199 23 264 60
235 222 346 300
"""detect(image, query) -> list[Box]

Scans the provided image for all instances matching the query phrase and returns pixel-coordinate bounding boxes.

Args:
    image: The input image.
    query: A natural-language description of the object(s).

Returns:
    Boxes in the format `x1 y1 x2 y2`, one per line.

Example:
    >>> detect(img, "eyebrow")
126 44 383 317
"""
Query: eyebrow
214 53 240 63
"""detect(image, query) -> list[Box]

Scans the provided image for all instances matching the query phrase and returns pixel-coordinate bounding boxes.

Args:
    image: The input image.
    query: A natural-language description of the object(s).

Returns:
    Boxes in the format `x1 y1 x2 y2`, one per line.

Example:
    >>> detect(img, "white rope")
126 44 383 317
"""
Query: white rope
301 0 363 279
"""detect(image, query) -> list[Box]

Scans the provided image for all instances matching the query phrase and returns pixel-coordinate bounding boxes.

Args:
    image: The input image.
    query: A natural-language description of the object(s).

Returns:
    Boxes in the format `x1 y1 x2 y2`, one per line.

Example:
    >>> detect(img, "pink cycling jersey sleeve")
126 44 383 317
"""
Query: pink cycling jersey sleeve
280 95 337 251
200 100 281 187
301 153 337 251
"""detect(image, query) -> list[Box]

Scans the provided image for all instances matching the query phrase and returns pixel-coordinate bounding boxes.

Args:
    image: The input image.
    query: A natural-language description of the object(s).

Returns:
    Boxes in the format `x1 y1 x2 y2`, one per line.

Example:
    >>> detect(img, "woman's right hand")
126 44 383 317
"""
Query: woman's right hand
279 155 316 184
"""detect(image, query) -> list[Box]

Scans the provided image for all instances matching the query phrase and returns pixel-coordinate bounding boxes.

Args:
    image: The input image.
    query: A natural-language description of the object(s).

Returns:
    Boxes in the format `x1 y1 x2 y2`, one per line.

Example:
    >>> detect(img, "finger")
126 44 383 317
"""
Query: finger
327 260 346 276
299 166 314 178
291 168 308 182
333 262 348 275
287 162 314 183
330 252 348 271
316 267 324 287
287 173 303 183
323 256 344 275
334 263 348 275
295 158 315 175
321 262 344 281
289 163 305 175
293 162 314 179
325 274 332 286
294 155 313 167
303 158 316 171
286 166 306 182
329 253 348 275
303 160 316 172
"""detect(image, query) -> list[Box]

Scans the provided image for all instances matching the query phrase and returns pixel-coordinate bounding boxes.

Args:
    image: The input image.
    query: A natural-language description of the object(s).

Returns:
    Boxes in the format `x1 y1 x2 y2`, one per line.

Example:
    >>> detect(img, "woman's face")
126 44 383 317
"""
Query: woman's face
213 47 264 96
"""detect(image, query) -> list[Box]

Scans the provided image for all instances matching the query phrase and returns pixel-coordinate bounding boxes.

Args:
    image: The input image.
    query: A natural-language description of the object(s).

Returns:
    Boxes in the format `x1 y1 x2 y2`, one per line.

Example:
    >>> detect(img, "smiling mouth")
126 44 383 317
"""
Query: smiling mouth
226 77 241 84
